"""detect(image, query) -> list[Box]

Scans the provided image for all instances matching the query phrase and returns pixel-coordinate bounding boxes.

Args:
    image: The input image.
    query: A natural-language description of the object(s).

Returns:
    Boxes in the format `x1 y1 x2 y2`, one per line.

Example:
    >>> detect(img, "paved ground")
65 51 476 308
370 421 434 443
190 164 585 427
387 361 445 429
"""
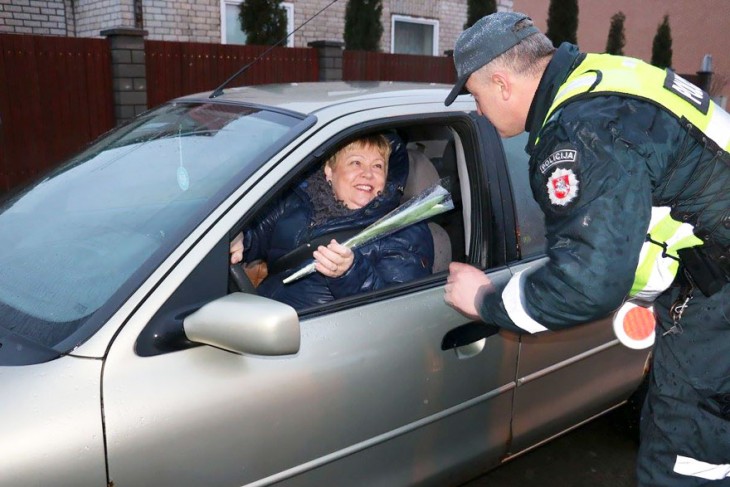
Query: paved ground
461 408 640 487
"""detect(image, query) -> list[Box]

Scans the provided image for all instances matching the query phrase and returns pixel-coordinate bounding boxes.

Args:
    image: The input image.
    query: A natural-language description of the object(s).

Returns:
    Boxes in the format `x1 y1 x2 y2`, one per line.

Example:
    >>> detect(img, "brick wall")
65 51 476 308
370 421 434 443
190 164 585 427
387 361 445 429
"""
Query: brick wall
381 0 438 53
0 0 69 35
437 0 466 56
291 0 346 47
499 0 514 11
74 0 134 37
381 0 512 55
289 0 512 55
143 0 219 42
0 0 514 54
288 0 465 54
64 0 75 35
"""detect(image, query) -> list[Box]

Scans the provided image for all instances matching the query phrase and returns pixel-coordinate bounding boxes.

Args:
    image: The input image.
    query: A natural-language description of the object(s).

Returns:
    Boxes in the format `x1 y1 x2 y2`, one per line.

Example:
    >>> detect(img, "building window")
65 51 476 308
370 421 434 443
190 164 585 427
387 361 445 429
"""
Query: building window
391 15 439 56
221 1 294 46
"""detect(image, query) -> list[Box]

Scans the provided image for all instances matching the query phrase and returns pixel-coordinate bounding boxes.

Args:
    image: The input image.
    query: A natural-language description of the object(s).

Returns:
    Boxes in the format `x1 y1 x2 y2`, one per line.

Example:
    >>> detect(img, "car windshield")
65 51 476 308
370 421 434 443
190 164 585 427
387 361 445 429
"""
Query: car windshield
0 101 306 362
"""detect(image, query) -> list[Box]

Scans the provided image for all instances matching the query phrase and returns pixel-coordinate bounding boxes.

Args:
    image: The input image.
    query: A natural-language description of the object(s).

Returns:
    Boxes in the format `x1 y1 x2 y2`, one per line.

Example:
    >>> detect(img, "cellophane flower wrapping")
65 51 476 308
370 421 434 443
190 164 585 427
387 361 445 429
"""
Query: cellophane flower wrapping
283 181 454 284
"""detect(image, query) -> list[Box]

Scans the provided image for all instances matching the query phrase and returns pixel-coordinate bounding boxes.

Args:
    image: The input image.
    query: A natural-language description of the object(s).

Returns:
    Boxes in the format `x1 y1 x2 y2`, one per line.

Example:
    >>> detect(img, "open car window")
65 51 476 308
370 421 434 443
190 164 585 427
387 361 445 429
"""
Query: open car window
228 123 470 312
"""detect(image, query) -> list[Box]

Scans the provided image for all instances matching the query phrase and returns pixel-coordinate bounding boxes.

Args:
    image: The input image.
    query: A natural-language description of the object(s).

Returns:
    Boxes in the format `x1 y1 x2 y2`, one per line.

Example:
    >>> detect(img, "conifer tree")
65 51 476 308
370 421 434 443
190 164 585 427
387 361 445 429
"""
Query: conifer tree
651 15 673 69
239 0 287 46
605 11 626 55
344 0 383 51
546 0 579 48
464 0 497 29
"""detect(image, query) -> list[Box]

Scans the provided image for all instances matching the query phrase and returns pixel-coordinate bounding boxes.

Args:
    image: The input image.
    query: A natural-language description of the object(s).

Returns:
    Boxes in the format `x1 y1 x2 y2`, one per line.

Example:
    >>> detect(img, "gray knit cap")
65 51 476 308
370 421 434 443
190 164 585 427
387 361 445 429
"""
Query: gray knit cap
444 12 540 106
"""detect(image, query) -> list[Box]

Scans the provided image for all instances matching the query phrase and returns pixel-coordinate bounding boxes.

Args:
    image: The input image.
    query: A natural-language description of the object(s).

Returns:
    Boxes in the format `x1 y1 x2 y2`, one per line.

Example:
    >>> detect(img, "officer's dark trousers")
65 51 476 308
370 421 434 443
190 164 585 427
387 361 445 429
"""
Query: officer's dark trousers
637 282 730 486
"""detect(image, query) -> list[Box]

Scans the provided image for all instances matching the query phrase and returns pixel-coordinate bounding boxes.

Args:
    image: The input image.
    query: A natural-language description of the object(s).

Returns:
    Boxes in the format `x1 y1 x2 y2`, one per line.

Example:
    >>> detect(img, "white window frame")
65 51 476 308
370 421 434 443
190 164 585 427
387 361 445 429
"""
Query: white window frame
390 14 439 56
221 1 294 47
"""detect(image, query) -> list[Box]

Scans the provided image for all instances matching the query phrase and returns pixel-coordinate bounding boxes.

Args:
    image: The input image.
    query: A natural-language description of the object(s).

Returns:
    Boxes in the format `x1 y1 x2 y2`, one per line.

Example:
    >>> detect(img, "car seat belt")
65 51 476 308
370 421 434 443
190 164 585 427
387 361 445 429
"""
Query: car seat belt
268 228 362 276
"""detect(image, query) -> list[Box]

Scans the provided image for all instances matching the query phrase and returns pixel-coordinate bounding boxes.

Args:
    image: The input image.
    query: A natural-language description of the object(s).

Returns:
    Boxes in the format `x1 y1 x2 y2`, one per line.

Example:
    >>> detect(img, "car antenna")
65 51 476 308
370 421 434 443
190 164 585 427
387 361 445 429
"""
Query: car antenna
209 0 341 99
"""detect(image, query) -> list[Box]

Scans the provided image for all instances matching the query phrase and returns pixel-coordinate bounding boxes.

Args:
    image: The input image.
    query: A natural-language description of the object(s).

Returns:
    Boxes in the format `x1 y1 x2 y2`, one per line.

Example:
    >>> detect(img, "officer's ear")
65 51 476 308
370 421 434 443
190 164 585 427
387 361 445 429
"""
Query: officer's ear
490 71 511 101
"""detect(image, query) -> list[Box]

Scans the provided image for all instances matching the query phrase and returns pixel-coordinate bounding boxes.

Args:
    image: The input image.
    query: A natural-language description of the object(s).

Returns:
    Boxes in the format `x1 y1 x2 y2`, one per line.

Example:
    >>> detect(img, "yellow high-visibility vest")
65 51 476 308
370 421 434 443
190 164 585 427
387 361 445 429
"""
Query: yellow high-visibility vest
539 53 730 300
542 53 730 152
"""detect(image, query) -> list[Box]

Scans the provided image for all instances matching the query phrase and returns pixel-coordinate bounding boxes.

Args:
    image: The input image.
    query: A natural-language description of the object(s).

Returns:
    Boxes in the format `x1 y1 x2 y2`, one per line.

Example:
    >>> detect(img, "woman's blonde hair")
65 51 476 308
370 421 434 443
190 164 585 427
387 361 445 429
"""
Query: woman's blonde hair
325 134 392 173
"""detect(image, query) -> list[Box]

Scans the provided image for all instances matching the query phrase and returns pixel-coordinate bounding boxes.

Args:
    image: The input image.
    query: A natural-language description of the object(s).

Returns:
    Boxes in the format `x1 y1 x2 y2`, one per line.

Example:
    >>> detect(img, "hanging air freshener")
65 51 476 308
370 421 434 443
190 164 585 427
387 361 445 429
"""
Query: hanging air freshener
177 124 189 191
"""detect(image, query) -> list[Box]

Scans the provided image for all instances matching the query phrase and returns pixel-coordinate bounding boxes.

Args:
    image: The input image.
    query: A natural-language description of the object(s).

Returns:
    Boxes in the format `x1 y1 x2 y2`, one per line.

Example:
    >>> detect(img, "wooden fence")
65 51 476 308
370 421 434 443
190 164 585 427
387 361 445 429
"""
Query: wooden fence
0 34 115 192
344 50 456 84
0 34 456 193
146 41 319 108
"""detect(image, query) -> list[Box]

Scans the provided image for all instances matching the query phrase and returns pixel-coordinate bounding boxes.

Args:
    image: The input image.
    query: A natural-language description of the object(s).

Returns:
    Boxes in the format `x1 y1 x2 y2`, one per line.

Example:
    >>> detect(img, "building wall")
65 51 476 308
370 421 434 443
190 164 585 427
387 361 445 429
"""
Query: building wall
289 0 346 47
288 0 513 55
513 0 729 102
287 0 466 54
381 0 458 55
74 0 134 37
0 0 226 41
0 0 69 35
0 0 511 58
0 0 485 56
143 0 219 42
64 0 75 35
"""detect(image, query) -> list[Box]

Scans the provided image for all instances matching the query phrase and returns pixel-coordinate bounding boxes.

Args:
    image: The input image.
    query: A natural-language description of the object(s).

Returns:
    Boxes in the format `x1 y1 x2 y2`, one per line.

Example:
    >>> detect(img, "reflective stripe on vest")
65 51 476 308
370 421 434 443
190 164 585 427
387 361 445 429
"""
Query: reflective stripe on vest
630 206 703 300
613 208 701 350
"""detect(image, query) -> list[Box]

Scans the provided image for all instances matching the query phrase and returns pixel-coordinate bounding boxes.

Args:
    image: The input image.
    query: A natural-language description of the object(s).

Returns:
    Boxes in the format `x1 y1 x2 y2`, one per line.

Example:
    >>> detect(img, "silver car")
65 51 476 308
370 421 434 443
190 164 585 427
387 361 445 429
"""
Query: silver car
0 82 649 486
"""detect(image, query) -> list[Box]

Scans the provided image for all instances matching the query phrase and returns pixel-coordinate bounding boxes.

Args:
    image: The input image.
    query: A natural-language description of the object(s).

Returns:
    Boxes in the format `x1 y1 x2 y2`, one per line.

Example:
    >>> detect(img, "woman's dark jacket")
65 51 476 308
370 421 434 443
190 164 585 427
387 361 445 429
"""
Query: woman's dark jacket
242 137 434 311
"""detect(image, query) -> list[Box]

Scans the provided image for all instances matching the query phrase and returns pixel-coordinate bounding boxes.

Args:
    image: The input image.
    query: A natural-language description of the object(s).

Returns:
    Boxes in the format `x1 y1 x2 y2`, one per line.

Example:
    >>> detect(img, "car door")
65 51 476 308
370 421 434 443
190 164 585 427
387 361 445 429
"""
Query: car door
100 104 519 487
495 132 651 453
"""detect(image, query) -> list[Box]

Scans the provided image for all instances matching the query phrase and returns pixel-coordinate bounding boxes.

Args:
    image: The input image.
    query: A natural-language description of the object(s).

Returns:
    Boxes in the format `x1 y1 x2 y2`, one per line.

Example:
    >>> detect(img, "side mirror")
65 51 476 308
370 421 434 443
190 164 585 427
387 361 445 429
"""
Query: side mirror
184 293 300 356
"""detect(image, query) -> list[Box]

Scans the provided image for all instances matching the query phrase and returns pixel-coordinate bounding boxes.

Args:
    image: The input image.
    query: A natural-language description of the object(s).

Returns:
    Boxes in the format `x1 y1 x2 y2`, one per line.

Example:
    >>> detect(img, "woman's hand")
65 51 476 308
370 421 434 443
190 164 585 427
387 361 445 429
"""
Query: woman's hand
313 239 354 278
230 232 244 264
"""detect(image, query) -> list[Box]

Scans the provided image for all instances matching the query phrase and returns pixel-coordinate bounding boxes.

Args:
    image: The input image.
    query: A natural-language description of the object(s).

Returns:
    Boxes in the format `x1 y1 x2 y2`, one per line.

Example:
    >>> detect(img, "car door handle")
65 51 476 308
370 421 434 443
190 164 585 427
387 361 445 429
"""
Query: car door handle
441 322 499 358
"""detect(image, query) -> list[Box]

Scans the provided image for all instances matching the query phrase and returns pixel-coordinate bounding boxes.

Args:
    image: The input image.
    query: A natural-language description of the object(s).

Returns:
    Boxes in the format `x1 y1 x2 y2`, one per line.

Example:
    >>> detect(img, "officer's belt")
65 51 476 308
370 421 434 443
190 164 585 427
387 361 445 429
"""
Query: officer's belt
677 242 730 297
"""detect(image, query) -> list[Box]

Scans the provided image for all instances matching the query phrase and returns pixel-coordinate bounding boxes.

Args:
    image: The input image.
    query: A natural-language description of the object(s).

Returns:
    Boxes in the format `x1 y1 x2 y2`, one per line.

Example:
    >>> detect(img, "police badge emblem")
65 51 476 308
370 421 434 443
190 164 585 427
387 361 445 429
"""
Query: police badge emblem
546 167 579 206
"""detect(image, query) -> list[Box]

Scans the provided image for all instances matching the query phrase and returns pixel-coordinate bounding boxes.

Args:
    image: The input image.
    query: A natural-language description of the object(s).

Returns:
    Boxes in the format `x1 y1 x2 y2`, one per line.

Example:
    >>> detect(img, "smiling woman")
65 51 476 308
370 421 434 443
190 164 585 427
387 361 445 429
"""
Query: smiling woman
229 132 435 311
324 134 390 210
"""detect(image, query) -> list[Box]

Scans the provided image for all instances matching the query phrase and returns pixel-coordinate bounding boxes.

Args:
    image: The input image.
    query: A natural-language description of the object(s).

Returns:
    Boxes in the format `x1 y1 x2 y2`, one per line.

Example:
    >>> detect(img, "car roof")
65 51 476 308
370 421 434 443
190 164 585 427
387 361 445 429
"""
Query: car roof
177 81 457 116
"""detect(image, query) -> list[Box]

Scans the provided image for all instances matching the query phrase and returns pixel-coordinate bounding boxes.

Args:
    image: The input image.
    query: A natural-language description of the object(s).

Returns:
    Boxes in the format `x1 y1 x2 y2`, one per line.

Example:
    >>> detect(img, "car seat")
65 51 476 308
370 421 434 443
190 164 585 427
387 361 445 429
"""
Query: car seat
402 147 453 273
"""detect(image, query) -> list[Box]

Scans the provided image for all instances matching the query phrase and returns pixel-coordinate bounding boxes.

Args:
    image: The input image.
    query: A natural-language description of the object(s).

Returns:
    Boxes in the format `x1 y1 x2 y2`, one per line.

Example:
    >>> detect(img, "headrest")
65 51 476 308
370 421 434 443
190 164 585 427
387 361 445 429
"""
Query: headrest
402 148 440 202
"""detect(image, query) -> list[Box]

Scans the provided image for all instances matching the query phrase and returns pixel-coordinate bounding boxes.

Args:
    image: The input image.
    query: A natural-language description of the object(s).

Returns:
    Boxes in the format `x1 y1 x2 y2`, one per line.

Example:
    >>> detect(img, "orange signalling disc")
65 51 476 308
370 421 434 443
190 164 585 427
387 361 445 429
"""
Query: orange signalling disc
613 301 656 350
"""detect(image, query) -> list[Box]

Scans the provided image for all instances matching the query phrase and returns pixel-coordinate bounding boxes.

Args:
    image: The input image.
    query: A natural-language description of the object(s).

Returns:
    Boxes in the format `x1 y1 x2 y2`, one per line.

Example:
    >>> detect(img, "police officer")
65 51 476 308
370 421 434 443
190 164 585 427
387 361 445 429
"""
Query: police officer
443 12 730 486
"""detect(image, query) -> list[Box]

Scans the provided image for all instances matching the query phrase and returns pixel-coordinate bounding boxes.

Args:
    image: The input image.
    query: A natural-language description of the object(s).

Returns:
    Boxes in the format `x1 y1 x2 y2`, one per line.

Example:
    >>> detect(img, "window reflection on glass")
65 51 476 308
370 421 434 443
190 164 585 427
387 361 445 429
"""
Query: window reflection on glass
501 132 547 259
223 1 294 47
225 3 247 45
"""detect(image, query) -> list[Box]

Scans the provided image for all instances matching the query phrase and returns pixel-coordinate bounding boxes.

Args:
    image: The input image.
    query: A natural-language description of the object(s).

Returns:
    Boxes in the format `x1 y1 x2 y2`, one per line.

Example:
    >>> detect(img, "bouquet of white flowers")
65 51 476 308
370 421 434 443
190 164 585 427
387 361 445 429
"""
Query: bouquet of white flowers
283 182 454 284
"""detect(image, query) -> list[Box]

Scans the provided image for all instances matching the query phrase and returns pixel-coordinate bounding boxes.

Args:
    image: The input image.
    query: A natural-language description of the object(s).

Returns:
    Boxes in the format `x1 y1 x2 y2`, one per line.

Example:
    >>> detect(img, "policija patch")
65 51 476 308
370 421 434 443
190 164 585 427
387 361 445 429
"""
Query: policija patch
538 144 581 207
539 148 578 175
547 167 579 206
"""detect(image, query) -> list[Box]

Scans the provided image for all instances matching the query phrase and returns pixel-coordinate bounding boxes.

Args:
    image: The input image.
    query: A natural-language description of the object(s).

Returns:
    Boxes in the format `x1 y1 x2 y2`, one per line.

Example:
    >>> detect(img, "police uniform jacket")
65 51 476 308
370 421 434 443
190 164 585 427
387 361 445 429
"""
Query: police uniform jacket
479 43 730 333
